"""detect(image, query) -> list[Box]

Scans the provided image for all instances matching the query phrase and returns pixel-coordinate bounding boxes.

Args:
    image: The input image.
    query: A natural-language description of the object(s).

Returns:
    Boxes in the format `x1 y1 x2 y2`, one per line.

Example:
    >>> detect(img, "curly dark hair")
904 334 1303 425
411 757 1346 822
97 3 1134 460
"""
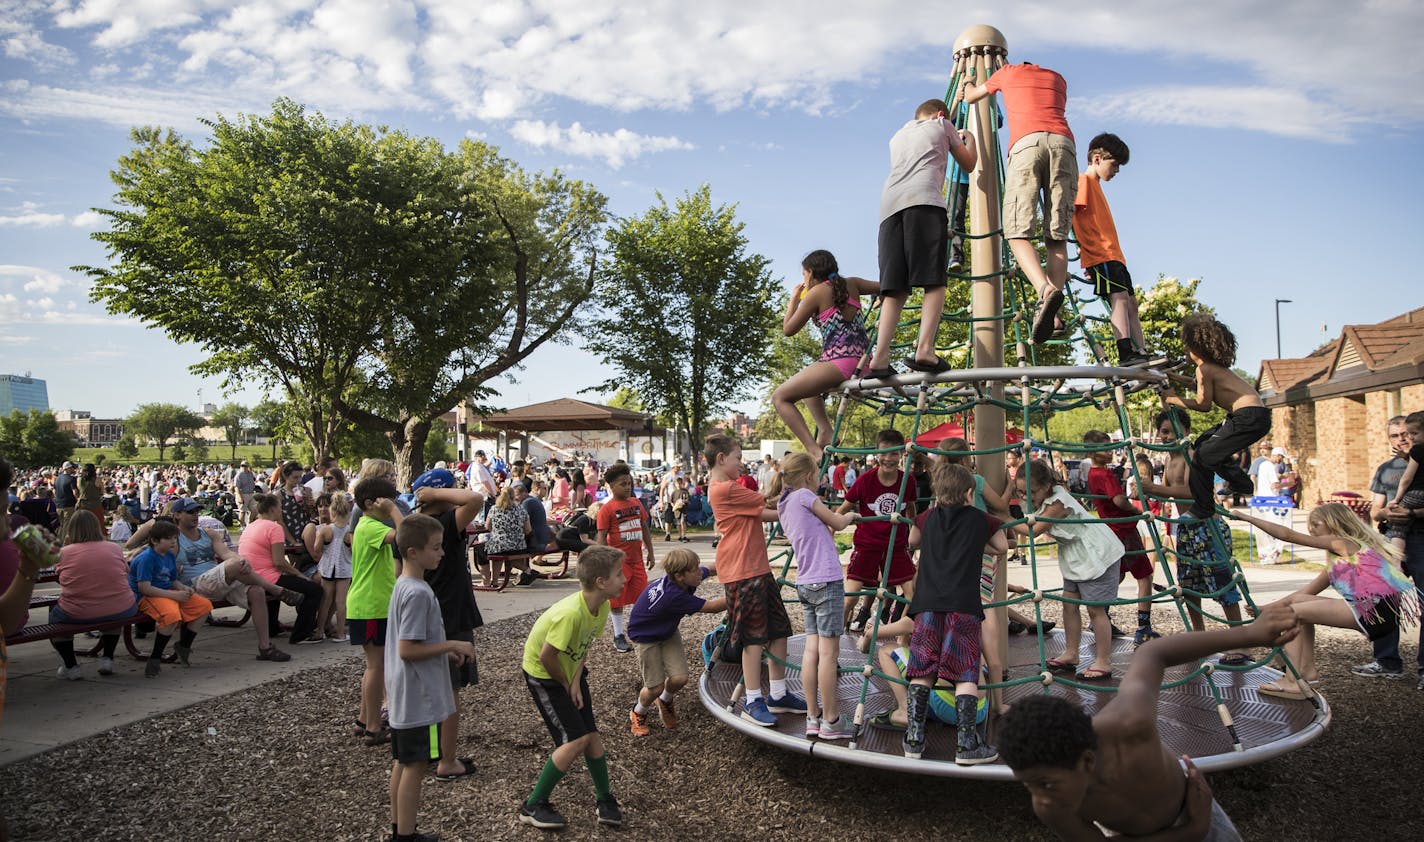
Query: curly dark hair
1087 132 1130 166
1180 313 1237 367
997 694 1098 771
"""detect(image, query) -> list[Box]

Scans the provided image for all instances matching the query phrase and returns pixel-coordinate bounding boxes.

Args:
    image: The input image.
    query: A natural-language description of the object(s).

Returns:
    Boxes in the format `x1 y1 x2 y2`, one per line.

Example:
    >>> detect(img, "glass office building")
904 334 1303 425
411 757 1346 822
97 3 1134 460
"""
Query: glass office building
0 374 49 414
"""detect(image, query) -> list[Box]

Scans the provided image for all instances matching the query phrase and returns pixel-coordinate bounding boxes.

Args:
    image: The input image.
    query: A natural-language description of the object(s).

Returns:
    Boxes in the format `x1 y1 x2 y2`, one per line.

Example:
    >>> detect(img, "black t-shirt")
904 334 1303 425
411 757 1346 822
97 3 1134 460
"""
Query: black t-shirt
908 504 999 619
1405 444 1424 497
425 508 483 636
54 473 76 507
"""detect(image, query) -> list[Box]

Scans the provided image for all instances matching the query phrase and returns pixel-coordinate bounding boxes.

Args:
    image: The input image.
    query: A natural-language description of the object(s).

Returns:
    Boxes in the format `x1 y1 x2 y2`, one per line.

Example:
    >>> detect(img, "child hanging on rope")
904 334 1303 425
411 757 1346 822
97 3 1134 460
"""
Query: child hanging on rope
961 62 1076 345
1072 133 1156 367
866 98 978 378
1137 409 1251 666
997 605 1301 841
898 462 1006 763
774 250 878 461
1230 502 1420 700
839 429 919 630
1385 410 1424 555
1082 430 1160 647
705 434 806 727
1011 458 1122 682
1162 314 1268 519
771 453 859 740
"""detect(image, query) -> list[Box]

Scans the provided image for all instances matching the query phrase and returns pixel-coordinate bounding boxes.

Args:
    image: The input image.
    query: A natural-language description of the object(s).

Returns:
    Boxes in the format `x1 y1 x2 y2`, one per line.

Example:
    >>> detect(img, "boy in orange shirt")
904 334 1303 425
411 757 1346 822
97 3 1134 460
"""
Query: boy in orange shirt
704 434 805 726
1072 132 1154 367
595 463 655 653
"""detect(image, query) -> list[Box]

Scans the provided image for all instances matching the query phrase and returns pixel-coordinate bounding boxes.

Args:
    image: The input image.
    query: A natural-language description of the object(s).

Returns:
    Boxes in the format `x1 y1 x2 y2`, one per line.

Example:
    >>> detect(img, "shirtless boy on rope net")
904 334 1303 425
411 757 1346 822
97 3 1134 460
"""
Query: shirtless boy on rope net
996 603 1300 841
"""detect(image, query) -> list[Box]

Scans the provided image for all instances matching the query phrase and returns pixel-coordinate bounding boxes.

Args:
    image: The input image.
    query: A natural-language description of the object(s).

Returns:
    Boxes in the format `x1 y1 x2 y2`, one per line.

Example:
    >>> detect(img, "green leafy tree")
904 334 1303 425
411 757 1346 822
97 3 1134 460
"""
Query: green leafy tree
332 141 607 485
83 100 464 463
587 185 777 458
93 453 106 466
250 398 290 463
1 410 75 468
424 417 453 466
185 434 210 462
126 403 204 462
211 402 249 461
114 436 139 459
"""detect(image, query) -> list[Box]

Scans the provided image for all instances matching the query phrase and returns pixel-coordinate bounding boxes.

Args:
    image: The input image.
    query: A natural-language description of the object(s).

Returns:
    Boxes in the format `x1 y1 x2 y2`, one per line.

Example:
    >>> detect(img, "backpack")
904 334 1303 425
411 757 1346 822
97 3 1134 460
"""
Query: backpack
700 622 742 669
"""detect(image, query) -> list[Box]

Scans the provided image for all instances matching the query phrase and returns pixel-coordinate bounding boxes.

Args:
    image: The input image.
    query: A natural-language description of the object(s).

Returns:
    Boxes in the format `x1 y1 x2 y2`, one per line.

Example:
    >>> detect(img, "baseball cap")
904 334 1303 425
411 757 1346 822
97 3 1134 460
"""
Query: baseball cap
171 498 202 513
62 461 75 469
412 468 456 492
1271 447 1288 457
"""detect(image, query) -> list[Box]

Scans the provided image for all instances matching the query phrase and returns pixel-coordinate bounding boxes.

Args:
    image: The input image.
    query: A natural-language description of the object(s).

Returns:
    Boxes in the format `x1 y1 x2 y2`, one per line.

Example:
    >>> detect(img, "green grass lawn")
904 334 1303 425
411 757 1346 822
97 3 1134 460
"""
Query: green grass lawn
71 444 286 467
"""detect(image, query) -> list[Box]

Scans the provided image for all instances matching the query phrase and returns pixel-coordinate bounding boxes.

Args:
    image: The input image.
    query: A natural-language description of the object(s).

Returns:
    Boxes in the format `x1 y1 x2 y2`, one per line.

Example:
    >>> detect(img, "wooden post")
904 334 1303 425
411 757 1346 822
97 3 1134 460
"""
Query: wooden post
956 23 1010 712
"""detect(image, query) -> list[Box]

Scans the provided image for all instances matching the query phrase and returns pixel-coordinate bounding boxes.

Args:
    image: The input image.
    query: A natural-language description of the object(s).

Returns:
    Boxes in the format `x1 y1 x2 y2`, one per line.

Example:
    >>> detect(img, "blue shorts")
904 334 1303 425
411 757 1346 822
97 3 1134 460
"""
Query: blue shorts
797 580 845 637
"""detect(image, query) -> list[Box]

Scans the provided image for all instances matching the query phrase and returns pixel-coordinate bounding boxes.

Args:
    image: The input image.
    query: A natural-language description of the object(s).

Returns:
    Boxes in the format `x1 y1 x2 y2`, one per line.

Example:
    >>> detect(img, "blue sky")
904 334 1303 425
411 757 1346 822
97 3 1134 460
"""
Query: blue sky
2 1 1421 420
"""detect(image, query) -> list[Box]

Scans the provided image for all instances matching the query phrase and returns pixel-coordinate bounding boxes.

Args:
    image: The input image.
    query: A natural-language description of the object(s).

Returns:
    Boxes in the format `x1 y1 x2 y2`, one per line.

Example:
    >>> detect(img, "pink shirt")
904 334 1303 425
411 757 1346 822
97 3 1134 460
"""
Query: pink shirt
57 541 135 618
239 518 288 584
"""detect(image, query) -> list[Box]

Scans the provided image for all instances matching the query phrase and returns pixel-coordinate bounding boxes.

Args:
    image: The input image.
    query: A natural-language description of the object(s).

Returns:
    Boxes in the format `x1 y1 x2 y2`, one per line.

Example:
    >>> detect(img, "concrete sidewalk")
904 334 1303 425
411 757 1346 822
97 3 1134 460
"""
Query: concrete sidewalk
1 522 1320 767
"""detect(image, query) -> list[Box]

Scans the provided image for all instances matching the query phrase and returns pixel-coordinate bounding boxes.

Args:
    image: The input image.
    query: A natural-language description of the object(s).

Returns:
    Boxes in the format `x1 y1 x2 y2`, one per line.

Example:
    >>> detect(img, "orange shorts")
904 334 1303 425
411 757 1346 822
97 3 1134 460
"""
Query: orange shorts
139 594 214 626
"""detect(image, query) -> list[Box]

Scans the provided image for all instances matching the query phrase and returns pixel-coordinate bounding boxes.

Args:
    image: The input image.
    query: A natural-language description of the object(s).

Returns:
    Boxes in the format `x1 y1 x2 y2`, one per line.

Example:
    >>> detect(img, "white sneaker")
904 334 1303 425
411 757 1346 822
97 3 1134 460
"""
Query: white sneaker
805 715 821 738
97 656 116 676
56 664 82 681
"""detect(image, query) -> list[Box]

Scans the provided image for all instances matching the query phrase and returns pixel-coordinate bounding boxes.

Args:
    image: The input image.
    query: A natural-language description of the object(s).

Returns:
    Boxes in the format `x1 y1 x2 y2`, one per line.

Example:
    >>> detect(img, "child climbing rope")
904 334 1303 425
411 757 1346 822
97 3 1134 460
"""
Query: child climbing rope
1010 458 1122 682
898 462 1006 764
1081 430 1159 646
1071 132 1156 366
1162 314 1268 519
773 250 879 461
961 61 1075 345
838 429 918 630
866 98 977 378
1231 502 1420 700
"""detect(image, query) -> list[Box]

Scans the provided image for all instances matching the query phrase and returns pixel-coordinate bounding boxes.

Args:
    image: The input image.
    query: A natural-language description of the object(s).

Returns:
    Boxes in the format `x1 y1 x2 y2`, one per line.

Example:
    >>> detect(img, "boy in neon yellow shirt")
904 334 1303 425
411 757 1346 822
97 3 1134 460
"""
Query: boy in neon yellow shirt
518 545 627 831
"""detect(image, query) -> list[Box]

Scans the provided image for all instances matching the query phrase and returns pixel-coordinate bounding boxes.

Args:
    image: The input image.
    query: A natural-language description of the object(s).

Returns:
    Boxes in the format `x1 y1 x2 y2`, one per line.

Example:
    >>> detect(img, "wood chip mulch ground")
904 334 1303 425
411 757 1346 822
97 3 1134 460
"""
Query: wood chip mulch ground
2 599 1421 842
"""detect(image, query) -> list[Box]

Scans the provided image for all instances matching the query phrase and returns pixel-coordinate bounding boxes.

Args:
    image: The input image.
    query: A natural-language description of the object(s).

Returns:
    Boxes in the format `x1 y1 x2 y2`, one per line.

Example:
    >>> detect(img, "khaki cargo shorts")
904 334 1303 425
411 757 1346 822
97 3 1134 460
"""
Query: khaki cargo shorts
1002 131 1078 241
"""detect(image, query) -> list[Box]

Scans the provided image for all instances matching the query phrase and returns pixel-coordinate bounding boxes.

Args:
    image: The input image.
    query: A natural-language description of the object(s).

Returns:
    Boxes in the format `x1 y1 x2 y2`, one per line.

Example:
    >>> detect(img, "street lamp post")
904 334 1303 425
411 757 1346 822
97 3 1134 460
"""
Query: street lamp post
1274 298 1293 359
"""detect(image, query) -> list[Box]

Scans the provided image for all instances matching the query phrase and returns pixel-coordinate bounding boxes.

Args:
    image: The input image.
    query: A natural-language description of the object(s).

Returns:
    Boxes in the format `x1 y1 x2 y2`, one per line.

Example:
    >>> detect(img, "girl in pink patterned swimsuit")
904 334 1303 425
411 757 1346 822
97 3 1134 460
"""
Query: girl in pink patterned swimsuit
1232 502 1419 699
773 250 879 461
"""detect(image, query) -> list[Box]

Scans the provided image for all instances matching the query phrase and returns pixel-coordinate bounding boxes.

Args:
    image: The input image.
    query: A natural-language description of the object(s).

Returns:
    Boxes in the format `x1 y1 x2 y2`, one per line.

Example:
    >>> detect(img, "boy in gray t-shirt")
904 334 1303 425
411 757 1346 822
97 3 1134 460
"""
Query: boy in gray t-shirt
385 514 477 842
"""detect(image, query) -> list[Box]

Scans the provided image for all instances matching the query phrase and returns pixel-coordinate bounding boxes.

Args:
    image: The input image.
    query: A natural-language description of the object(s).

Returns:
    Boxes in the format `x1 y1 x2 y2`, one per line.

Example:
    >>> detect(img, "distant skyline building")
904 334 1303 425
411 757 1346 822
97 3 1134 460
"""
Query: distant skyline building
0 374 49 415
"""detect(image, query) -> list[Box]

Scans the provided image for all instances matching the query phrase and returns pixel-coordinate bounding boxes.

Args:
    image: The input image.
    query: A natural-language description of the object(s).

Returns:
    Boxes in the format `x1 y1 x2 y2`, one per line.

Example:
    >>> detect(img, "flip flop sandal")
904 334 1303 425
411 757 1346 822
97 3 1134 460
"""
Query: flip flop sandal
1075 668 1113 682
864 366 897 380
903 356 951 374
868 711 907 731
1258 681 1310 700
1217 653 1251 667
1032 290 1064 344
434 758 478 781
1046 658 1078 675
362 727 392 746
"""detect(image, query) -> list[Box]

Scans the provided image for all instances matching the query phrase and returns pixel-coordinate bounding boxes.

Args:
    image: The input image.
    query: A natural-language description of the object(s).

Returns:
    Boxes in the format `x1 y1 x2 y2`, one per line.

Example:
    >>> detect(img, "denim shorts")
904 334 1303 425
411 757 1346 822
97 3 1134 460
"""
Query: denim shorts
797 580 846 637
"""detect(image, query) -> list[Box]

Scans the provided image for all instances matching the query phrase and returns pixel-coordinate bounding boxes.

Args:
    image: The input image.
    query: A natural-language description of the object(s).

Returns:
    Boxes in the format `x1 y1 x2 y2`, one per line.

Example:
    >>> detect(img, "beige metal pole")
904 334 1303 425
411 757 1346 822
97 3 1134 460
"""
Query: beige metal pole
955 24 1009 712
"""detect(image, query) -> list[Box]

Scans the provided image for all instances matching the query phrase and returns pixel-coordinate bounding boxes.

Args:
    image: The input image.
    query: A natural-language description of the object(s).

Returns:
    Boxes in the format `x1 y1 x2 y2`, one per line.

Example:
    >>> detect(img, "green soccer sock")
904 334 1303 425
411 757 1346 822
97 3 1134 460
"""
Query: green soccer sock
586 754 612 800
526 758 565 806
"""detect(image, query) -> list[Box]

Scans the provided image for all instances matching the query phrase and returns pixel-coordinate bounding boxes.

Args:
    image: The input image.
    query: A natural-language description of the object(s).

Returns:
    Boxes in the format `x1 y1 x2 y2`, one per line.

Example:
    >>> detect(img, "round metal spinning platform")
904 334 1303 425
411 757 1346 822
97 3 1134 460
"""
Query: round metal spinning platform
699 630 1331 779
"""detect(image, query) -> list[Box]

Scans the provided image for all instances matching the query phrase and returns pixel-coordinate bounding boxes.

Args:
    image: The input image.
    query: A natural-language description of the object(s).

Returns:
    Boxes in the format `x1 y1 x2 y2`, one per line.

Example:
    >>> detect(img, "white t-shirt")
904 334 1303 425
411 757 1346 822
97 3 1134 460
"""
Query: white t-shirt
879 116 966 221
1254 461 1280 497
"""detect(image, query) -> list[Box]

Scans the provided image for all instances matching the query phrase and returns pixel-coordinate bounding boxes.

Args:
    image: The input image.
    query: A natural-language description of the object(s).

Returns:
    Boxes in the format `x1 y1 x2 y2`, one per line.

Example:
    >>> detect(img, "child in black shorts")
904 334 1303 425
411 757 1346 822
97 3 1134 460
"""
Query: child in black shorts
518 545 627 831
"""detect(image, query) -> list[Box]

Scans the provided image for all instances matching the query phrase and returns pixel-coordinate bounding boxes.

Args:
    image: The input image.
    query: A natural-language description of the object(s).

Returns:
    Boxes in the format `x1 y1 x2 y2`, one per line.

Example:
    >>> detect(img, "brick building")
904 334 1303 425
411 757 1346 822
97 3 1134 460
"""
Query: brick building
54 410 126 447
1258 306 1424 503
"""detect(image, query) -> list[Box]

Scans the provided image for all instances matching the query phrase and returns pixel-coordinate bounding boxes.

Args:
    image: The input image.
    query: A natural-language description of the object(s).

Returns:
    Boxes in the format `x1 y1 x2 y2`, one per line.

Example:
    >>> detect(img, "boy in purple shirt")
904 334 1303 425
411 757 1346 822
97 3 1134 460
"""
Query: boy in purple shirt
626 548 726 736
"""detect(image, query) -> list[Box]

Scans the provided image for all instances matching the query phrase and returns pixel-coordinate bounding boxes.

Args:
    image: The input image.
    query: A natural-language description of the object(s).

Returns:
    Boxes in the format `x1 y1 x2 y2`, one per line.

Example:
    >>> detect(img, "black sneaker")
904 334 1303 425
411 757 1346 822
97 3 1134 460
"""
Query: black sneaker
518 800 566 830
1117 351 1152 368
173 644 192 666
1008 620 1027 635
596 795 624 827
1110 624 1128 638
613 634 633 653
144 658 161 678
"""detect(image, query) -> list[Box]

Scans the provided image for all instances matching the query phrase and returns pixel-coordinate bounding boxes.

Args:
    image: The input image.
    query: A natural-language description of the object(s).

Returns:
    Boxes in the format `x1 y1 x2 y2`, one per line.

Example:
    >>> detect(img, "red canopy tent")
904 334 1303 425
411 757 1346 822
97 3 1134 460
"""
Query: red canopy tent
914 422 966 447
914 421 1026 447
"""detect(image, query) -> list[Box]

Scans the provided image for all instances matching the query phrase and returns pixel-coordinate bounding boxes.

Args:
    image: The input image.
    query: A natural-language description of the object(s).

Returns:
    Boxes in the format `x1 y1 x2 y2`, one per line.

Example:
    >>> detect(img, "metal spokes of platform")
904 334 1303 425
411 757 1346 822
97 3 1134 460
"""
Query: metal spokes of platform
698 631 1331 779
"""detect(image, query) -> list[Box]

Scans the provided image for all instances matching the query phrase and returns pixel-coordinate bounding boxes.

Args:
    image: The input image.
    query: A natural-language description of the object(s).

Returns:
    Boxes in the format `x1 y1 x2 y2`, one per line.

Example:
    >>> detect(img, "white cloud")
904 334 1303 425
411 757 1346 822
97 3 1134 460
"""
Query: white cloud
70 210 104 228
510 120 693 168
0 264 136 328
1072 86 1362 142
0 1 1418 144
0 203 108 228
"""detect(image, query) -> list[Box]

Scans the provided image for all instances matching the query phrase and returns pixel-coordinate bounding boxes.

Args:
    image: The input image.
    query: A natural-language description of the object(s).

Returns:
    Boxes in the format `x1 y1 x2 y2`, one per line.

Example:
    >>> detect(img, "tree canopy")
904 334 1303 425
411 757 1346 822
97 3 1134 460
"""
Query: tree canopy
83 99 605 485
586 185 777 455
125 403 205 462
0 409 75 469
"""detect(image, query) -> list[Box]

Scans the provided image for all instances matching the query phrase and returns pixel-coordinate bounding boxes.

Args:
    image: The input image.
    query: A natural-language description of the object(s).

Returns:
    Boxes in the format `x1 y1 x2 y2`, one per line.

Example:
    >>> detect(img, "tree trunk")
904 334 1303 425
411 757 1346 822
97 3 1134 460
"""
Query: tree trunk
388 417 431 490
